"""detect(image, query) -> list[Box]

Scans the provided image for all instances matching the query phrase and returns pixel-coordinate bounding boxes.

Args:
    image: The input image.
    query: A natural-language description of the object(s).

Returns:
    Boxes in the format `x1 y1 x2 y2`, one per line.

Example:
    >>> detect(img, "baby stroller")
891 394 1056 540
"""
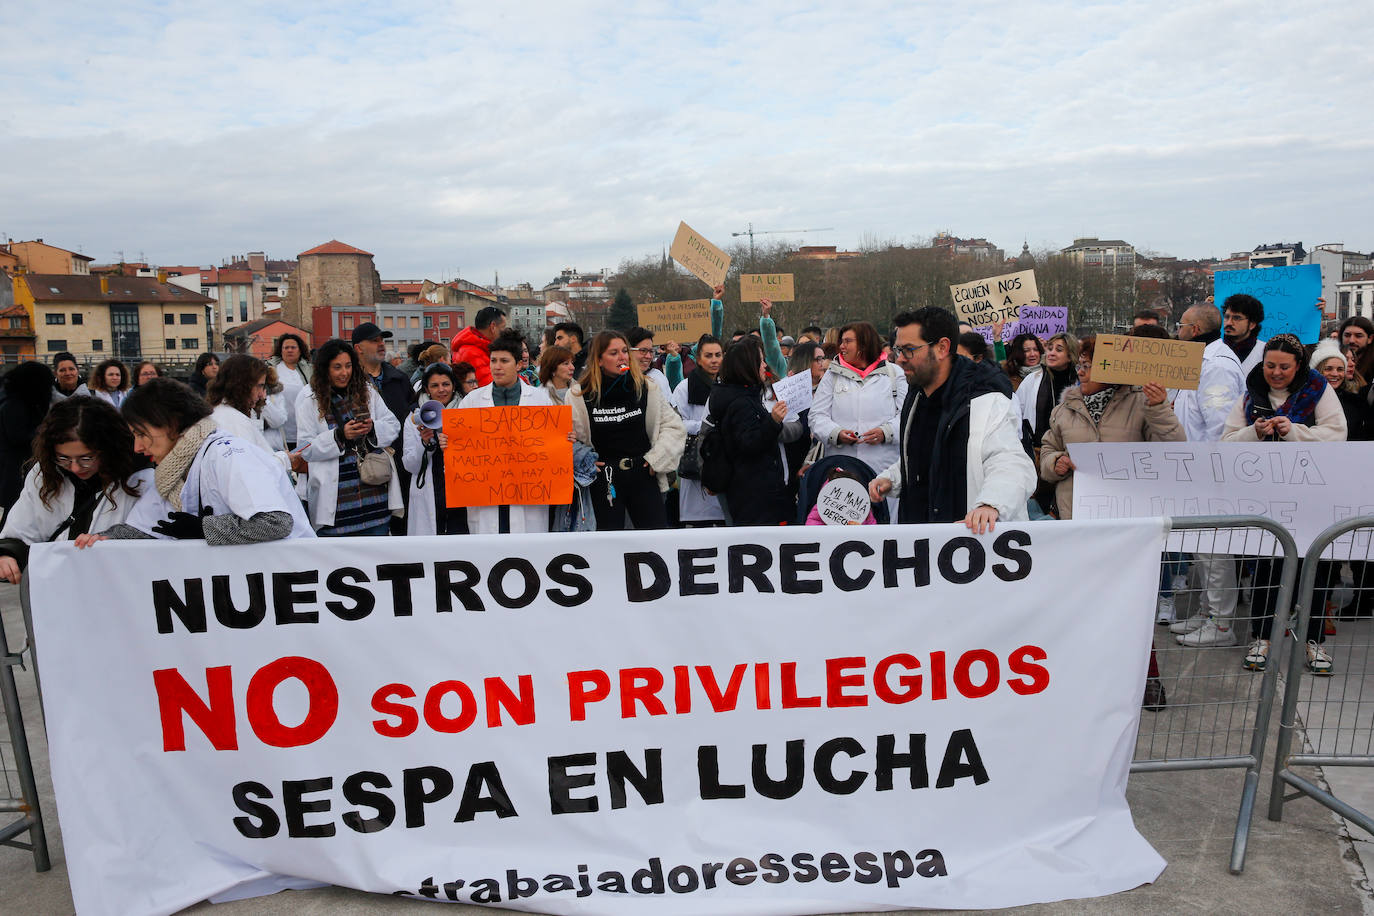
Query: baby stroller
794 454 891 526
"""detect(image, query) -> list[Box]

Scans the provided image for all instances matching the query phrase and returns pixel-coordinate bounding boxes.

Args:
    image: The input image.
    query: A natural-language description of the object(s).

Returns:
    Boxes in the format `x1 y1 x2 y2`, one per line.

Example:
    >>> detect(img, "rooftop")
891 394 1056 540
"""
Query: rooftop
21 274 214 305
298 240 374 258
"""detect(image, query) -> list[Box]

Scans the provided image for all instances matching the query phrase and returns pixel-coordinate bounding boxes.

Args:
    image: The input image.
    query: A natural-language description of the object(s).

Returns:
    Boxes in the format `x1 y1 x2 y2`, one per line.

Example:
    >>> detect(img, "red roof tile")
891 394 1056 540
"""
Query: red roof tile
21 274 214 304
298 240 373 257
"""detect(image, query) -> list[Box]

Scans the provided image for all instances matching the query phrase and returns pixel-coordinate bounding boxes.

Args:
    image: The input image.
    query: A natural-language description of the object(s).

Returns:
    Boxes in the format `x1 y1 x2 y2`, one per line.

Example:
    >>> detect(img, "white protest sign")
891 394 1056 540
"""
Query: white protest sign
950 270 1038 328
1068 442 1374 556
31 521 1166 916
769 371 814 421
816 479 871 525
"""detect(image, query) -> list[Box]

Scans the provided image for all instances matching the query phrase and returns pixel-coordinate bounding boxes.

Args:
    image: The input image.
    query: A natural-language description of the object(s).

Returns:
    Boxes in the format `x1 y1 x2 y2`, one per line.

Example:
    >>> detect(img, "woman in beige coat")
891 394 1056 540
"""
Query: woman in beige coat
1038 334 1185 519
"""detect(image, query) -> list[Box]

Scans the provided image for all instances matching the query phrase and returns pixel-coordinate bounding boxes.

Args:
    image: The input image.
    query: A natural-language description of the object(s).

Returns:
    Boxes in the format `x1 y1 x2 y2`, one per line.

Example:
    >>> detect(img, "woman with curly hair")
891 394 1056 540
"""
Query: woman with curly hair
295 339 402 536
0 397 151 582
133 361 164 387
206 354 276 453
85 359 131 409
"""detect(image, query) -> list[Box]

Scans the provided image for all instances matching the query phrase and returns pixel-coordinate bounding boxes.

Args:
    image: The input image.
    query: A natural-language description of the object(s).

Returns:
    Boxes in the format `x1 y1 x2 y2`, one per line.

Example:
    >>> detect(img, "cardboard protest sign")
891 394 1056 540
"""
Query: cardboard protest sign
441 405 573 507
950 270 1038 328
32 520 1168 915
815 478 871 524
769 370 813 421
740 273 795 302
1090 334 1205 390
670 221 731 289
637 299 712 340
1213 265 1322 343
1069 441 1374 557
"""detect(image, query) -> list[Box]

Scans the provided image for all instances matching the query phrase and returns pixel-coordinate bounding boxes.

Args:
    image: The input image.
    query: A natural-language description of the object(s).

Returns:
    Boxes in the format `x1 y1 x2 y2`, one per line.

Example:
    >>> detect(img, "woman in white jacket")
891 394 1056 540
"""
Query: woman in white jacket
295 340 402 536
0 397 151 582
401 364 465 536
671 334 725 526
207 354 277 454
807 321 907 478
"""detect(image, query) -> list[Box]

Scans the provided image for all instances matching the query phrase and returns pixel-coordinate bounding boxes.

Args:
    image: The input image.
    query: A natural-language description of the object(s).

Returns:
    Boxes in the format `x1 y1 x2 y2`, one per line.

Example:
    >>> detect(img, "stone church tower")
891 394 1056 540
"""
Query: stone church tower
282 240 383 332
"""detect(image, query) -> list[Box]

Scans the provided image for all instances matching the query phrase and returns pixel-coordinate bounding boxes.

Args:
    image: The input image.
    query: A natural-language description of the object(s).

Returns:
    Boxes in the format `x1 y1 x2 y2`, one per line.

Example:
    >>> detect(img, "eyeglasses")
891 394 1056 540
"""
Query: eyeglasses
630 347 658 356
56 454 97 469
893 343 930 359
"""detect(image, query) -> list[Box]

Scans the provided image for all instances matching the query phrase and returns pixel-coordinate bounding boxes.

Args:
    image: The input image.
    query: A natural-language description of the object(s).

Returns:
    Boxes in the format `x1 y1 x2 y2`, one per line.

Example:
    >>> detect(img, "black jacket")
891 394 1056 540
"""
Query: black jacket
708 382 790 526
370 363 415 448
895 356 1012 525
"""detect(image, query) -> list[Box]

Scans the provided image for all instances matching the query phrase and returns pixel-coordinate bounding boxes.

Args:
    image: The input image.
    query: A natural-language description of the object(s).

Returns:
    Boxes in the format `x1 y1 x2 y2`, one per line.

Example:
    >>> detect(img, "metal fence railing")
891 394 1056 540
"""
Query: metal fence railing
1134 516 1299 874
1269 516 1374 835
0 578 49 870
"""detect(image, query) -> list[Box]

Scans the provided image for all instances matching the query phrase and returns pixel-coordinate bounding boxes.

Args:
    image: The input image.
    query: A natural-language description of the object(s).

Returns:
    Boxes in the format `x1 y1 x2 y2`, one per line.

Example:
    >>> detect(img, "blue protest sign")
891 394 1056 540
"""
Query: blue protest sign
1212 264 1322 343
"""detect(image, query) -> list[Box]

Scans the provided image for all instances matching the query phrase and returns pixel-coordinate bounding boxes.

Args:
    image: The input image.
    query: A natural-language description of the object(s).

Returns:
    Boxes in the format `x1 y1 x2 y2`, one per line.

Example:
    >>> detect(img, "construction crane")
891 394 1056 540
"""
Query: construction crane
732 223 834 265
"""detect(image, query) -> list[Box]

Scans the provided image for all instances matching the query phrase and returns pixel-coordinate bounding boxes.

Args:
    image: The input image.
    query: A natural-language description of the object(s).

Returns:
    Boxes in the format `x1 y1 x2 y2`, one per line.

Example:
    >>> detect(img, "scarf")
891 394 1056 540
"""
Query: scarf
1244 367 1327 426
154 416 217 510
837 355 886 380
1019 364 1038 378
686 367 715 406
1081 386 1117 426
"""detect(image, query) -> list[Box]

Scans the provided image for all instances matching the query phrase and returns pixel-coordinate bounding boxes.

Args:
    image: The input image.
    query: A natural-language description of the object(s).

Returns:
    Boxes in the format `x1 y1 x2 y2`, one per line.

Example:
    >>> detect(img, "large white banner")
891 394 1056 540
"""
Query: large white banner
1069 442 1374 555
31 520 1167 916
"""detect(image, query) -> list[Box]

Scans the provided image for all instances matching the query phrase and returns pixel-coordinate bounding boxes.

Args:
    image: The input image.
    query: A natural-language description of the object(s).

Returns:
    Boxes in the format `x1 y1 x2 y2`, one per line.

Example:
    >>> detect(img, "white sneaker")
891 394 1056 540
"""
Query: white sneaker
1177 619 1237 647
1169 613 1208 635
1156 595 1176 625
1306 641 1334 676
1244 639 1270 671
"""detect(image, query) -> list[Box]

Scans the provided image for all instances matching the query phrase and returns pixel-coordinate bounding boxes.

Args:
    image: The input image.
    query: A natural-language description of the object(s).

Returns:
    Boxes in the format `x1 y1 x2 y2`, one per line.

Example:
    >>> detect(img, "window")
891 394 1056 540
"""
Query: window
410 316 420 329
240 303 247 322
45 313 65 325
383 316 394 328
166 339 177 350
182 338 198 349
200 287 210 297
92 339 103 351
46 340 67 352
342 316 355 330
225 309 234 323
165 313 175 325
180 314 197 325
439 316 449 329
6 318 21 329
424 316 433 329
71 313 83 325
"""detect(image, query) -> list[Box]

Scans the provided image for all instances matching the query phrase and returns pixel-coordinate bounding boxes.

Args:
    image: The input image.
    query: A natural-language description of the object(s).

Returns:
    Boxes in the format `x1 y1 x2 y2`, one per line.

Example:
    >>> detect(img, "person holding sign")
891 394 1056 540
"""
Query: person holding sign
572 330 685 530
1221 334 1346 675
808 321 907 482
1038 335 1183 520
804 466 875 526
1222 294 1267 376
458 331 561 535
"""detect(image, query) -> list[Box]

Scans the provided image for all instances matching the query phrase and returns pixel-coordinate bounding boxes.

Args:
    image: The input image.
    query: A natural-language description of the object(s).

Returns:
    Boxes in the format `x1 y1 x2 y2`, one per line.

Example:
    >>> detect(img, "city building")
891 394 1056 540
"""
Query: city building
282 240 382 332
1249 242 1306 269
0 304 37 364
931 232 1005 261
542 268 610 301
1058 238 1137 271
7 239 93 275
789 245 863 261
0 246 21 277
505 299 546 340
1336 270 1374 321
1308 244 1374 312
13 274 214 364
223 317 311 361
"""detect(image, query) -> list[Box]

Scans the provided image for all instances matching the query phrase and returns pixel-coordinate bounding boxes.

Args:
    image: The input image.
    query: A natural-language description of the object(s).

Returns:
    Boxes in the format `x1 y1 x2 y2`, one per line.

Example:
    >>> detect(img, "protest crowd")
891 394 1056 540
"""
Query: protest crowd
2 286 1371 716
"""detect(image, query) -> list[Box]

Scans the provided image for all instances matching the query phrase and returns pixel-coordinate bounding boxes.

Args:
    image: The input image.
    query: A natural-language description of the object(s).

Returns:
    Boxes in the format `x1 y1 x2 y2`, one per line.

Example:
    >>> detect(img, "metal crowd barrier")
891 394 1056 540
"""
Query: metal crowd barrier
1269 516 1374 834
0 577 50 870
1133 516 1299 875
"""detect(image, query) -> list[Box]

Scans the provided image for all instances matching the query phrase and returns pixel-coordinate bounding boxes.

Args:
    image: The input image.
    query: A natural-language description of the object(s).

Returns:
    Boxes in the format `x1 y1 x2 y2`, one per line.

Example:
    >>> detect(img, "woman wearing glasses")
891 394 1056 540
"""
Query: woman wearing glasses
629 327 674 401
0 397 151 582
808 321 908 480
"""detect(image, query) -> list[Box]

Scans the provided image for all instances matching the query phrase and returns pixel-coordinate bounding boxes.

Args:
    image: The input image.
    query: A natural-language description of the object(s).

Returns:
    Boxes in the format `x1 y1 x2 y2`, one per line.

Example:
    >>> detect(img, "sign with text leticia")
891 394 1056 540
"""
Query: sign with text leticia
740 273 795 302
441 405 573 507
32 521 1167 915
636 299 713 340
669 221 731 289
950 270 1038 328
1090 334 1205 390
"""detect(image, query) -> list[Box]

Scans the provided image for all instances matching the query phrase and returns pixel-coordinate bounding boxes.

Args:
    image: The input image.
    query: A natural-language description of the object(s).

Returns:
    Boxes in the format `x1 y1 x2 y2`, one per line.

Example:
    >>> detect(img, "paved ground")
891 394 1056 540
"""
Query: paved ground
3 588 1373 915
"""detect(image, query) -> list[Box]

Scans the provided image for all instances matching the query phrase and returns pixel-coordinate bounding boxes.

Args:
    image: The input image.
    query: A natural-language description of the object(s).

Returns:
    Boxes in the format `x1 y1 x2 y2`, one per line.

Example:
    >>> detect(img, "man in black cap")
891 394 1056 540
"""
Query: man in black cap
350 322 413 439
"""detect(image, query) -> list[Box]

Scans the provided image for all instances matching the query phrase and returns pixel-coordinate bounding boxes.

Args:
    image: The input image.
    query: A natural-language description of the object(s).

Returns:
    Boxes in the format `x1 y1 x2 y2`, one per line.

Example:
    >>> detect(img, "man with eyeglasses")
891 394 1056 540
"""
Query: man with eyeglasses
868 307 1035 533
628 327 673 400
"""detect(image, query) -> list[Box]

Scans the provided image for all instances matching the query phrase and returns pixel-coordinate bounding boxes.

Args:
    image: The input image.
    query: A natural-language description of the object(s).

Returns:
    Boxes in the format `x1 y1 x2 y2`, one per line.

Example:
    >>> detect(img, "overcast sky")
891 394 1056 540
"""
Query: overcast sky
3 1 1371 286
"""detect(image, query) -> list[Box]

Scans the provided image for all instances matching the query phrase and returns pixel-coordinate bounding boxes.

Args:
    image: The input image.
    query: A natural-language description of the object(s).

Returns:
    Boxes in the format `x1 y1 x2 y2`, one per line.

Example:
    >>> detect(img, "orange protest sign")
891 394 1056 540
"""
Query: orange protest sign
441 406 574 508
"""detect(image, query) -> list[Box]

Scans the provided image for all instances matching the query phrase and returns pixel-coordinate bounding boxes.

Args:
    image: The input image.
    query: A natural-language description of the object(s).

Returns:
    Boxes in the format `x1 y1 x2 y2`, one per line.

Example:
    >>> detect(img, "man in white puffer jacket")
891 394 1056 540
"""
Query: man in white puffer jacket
870 307 1035 531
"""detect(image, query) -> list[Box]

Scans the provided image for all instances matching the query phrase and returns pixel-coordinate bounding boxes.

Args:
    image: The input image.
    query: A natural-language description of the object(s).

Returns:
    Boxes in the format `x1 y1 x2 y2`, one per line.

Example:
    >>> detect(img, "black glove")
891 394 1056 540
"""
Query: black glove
153 506 212 540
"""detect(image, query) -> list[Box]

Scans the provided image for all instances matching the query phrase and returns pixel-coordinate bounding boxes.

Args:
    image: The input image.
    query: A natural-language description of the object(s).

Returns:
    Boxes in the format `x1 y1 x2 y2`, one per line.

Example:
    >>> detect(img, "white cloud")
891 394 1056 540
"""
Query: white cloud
2 0 1371 282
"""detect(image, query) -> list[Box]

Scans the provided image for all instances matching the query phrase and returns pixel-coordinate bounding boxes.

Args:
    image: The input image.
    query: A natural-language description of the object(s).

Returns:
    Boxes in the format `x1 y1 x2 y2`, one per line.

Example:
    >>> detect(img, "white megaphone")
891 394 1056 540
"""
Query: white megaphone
414 400 445 430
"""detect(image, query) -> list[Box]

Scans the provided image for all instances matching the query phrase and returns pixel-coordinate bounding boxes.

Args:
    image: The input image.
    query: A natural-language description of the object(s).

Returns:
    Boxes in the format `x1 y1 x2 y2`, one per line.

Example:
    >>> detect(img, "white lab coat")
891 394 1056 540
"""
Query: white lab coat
1173 339 1245 443
670 378 725 522
259 392 289 452
295 387 403 529
400 396 461 536
1 466 153 544
123 431 314 539
807 360 907 477
458 382 554 535
211 404 273 454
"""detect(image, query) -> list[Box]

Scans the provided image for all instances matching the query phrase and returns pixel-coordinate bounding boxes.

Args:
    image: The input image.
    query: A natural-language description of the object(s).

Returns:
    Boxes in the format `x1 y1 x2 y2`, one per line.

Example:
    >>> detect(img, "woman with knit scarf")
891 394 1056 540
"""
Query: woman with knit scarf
1222 334 1347 676
75 378 312 545
671 333 725 526
295 340 403 537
